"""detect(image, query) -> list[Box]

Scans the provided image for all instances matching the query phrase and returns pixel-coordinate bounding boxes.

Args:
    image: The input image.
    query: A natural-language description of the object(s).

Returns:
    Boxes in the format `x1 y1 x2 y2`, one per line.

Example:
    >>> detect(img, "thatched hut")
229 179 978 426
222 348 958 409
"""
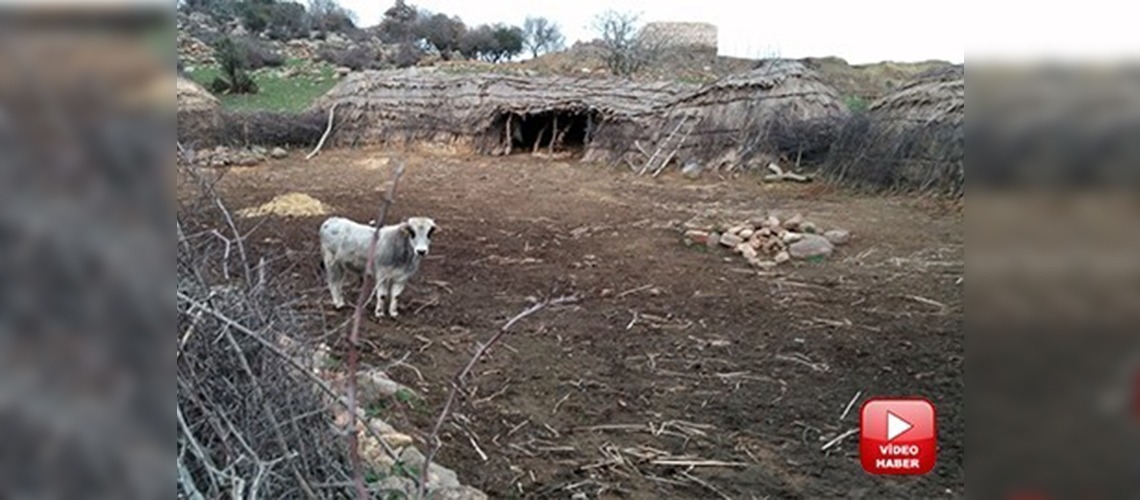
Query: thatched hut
177 77 221 144
627 59 849 173
310 68 697 156
824 64 964 195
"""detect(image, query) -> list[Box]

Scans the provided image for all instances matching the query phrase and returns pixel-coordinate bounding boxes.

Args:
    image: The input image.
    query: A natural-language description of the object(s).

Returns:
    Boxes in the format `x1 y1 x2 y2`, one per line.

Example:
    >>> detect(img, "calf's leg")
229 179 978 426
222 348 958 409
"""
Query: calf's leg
323 249 346 308
388 279 406 317
372 274 388 318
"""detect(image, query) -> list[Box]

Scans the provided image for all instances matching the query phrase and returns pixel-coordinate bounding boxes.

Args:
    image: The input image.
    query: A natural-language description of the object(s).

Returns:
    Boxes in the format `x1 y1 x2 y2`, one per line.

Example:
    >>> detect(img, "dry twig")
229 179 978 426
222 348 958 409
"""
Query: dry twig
306 102 338 160
820 428 859 451
344 160 406 499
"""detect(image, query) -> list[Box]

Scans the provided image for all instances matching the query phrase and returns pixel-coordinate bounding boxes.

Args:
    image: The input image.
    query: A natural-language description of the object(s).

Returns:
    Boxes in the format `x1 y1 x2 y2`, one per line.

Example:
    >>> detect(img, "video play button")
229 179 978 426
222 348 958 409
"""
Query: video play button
860 398 937 475
886 411 913 441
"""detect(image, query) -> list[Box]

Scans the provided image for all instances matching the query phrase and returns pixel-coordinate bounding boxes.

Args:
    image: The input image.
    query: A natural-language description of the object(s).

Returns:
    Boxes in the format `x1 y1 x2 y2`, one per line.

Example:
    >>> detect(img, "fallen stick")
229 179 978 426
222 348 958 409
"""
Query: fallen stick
617 284 654 298
678 471 733 500
649 459 749 468
306 102 339 160
839 390 863 421
907 294 949 314
764 172 813 183
820 428 859 451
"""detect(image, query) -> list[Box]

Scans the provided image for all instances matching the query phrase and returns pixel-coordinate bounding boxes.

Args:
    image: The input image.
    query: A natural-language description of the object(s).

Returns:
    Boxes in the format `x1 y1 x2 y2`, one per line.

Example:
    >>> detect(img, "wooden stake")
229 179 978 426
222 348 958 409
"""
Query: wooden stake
532 123 549 154
306 102 338 160
504 114 513 156
548 115 558 154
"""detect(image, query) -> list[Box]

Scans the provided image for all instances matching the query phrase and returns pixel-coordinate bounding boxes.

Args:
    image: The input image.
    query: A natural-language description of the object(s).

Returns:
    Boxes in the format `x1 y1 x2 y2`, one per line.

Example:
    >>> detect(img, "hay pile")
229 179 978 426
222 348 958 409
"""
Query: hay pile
651 59 849 172
824 64 964 195
177 77 221 144
236 193 333 218
682 212 851 268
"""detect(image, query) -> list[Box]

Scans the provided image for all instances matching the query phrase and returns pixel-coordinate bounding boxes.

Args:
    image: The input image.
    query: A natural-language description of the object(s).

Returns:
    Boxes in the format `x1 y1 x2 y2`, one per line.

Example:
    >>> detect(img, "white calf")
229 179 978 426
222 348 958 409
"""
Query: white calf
319 216 437 317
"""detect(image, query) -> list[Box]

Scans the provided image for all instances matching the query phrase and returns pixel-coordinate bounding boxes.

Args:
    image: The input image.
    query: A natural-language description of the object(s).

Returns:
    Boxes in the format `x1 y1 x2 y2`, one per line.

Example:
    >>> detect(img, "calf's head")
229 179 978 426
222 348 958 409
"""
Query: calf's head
401 217 437 256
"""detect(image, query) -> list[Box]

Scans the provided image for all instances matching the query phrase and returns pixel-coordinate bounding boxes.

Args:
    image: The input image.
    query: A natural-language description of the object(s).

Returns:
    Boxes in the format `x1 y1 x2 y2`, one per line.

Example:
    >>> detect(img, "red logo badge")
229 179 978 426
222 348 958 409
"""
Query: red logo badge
860 397 937 475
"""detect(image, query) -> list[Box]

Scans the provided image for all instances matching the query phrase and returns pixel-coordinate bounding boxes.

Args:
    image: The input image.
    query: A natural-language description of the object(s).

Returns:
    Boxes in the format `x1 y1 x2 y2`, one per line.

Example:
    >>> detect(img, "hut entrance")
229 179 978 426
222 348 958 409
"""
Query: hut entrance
498 110 597 155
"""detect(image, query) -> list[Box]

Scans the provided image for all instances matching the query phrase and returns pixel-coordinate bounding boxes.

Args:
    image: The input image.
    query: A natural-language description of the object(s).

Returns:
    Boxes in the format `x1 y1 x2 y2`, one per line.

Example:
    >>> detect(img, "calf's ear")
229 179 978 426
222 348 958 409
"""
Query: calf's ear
400 222 413 238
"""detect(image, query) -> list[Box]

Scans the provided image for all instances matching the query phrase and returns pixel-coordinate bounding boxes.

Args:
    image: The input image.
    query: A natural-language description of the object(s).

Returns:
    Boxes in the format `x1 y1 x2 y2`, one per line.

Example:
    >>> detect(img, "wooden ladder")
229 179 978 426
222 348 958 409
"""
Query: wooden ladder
639 114 699 176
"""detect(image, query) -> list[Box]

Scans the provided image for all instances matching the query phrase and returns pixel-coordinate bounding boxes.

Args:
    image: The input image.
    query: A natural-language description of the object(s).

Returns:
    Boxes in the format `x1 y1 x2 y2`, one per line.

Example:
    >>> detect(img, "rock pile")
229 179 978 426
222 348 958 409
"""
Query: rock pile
178 32 215 66
271 337 489 500
319 351 488 500
188 145 271 168
682 213 852 268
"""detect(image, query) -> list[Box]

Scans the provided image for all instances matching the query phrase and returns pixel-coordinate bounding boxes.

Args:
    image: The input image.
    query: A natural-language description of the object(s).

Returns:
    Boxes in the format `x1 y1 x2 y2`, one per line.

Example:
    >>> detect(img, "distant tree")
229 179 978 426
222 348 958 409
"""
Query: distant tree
456 23 522 62
392 41 424 68
233 0 310 39
307 0 356 34
181 0 238 18
415 13 465 59
210 36 258 94
592 10 662 77
265 1 309 40
378 0 419 43
488 24 524 62
236 0 272 33
458 24 494 60
522 16 564 58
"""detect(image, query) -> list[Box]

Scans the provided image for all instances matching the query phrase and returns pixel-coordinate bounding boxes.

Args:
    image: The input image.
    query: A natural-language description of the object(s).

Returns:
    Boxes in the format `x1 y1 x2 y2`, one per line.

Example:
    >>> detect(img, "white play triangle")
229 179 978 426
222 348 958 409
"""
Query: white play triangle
886 411 913 441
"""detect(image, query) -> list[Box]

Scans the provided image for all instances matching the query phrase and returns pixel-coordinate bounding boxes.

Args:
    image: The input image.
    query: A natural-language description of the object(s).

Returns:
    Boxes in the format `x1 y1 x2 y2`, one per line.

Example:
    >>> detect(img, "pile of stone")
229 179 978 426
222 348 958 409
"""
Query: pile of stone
318 351 485 498
270 337 488 500
284 38 320 61
178 32 216 66
187 145 289 168
682 213 851 268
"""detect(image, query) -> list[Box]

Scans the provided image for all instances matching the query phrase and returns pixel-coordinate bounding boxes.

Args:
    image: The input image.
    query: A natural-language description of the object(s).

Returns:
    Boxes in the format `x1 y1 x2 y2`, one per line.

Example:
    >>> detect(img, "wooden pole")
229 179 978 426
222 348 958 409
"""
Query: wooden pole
532 123 548 154
504 114 513 155
548 115 559 154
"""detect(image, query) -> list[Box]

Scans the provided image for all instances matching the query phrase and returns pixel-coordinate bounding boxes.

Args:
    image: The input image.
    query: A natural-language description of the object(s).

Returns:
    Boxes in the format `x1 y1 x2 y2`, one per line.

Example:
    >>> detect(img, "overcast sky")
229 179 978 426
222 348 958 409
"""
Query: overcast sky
330 0 1140 64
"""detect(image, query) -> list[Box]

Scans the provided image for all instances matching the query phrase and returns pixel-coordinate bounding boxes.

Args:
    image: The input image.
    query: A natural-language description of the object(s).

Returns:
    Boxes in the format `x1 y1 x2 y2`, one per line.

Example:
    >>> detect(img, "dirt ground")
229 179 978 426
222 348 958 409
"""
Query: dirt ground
202 147 963 499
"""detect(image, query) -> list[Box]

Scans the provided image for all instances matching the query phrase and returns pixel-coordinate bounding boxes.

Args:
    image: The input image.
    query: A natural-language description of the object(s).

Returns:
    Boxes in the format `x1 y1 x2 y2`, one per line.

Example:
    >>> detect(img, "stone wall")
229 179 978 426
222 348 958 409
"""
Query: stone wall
639 22 718 53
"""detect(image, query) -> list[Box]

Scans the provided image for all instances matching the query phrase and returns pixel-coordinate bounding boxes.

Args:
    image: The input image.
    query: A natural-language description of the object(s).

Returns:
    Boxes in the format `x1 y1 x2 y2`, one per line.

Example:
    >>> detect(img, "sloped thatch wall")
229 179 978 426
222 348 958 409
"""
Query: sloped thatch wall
177 77 221 144
633 59 849 170
311 69 697 154
825 64 964 195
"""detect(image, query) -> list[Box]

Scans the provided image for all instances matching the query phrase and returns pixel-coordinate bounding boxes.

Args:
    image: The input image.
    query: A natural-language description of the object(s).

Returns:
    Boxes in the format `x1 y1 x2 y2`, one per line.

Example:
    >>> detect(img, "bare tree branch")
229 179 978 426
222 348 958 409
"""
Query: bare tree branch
346 159 407 499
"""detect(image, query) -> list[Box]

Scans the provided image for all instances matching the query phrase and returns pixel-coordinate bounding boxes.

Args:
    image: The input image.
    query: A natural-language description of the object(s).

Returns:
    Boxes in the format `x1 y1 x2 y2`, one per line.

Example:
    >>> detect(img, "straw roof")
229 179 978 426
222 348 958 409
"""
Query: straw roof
178 77 220 113
309 63 850 171
311 68 697 150
822 64 964 195
177 77 221 144
866 64 963 127
644 59 849 167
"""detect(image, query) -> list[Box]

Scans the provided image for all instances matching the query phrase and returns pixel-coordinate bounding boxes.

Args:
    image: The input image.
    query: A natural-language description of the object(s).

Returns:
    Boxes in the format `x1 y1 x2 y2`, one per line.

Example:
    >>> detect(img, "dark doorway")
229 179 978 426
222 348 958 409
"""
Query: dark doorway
497 110 597 155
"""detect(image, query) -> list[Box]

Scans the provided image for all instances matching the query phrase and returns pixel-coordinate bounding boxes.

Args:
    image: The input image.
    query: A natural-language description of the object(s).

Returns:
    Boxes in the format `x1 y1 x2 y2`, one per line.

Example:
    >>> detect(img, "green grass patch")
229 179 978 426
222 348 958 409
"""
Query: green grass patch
365 398 388 418
186 59 339 112
844 95 869 113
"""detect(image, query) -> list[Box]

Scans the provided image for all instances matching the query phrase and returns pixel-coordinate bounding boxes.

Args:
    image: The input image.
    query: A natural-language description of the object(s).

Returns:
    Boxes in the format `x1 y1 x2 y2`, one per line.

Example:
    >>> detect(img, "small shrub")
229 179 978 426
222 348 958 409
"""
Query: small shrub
215 109 327 147
365 399 387 418
210 73 258 94
265 1 309 41
318 46 379 71
236 37 285 70
390 42 423 68
844 95 869 113
212 37 259 95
